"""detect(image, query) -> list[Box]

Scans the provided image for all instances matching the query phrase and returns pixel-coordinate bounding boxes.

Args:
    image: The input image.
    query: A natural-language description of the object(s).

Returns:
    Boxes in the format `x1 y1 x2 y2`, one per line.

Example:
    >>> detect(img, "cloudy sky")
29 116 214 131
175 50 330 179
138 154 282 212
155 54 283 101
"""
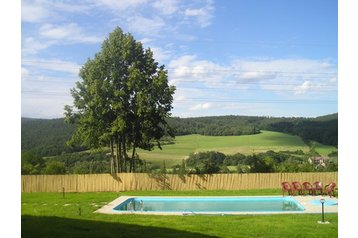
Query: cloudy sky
21 0 338 119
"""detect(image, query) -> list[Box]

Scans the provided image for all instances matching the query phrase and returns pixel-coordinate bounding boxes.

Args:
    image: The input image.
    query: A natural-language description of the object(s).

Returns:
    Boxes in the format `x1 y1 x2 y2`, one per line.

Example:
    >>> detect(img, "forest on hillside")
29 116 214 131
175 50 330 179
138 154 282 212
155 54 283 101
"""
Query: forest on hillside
21 113 338 158
167 114 338 146
21 118 85 157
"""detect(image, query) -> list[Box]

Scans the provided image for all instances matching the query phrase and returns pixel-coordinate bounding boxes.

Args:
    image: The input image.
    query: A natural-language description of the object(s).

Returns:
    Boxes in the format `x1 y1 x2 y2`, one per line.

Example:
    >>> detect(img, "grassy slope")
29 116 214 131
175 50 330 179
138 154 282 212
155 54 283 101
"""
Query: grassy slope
312 142 337 156
21 191 338 238
138 131 337 167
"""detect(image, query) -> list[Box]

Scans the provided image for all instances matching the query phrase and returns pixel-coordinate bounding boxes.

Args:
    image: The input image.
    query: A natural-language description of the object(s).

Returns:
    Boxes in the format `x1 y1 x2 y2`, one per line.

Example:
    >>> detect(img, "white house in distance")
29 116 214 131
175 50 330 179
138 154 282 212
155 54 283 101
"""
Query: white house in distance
308 156 330 167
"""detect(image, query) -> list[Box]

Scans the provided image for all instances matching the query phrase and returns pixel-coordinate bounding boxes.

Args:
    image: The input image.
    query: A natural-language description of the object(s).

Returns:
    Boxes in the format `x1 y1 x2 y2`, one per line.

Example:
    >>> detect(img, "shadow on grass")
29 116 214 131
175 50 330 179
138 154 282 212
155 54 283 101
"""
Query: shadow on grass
22 215 218 238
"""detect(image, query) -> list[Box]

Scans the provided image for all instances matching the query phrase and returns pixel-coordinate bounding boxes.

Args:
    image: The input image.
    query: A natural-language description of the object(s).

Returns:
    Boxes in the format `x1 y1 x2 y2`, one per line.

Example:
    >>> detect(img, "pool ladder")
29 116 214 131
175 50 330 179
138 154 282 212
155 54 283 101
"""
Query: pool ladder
128 201 134 211
128 200 144 212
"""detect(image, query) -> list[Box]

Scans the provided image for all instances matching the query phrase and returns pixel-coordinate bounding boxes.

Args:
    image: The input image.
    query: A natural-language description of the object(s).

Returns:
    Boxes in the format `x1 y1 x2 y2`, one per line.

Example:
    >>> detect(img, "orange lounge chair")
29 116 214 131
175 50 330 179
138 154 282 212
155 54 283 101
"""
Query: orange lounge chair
325 182 337 198
313 181 324 195
302 182 314 195
281 182 294 196
292 181 304 195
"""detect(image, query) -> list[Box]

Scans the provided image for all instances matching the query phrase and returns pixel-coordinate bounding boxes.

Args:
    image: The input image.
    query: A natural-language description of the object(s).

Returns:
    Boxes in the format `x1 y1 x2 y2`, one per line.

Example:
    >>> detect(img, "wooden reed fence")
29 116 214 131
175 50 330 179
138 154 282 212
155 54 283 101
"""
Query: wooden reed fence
21 172 338 193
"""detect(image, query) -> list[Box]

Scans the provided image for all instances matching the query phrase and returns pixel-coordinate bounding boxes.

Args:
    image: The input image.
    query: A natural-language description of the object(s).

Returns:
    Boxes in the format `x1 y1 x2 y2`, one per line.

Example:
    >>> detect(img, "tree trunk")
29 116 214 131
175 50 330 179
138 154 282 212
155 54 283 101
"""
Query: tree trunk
110 139 115 175
117 134 122 172
130 143 136 172
115 134 119 174
122 134 127 172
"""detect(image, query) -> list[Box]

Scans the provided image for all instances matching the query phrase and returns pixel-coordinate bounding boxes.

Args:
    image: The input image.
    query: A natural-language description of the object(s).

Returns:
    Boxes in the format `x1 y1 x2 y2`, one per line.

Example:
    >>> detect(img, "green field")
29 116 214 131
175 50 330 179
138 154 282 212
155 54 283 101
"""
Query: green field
21 190 338 238
137 130 337 166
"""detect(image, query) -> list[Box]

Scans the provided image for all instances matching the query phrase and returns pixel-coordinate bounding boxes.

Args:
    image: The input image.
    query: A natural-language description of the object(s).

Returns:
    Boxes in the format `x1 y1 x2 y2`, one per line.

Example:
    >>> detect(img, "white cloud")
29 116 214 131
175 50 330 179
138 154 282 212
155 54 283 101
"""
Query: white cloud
48 1 93 14
22 94 73 119
40 23 76 39
189 102 214 111
231 58 337 96
139 39 173 63
22 0 94 23
184 0 214 27
22 23 102 55
236 71 276 82
231 58 336 76
174 95 186 102
22 58 81 76
151 47 172 63
21 2 49 23
168 54 228 87
22 37 57 55
153 0 178 15
21 58 79 118
330 76 338 83
168 55 337 109
139 38 154 44
102 0 215 37
294 81 312 95
170 56 338 84
294 81 328 95
39 23 102 44
96 0 149 11
127 16 166 36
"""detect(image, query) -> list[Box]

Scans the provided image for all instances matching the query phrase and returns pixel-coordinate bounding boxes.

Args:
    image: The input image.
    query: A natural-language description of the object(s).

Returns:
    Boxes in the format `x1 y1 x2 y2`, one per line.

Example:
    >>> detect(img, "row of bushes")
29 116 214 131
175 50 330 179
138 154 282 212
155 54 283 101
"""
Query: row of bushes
22 149 338 175
184 150 338 174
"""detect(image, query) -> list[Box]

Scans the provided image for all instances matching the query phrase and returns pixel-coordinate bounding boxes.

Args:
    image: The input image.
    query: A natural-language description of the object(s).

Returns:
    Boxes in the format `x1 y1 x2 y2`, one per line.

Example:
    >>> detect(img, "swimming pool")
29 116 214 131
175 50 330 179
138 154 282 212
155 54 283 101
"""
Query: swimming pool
112 196 305 214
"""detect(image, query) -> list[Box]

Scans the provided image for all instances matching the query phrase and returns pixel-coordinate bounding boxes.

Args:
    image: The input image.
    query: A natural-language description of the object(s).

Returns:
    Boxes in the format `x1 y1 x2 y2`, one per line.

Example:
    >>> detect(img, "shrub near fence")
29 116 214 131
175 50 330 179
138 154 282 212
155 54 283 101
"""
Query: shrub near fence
21 172 338 193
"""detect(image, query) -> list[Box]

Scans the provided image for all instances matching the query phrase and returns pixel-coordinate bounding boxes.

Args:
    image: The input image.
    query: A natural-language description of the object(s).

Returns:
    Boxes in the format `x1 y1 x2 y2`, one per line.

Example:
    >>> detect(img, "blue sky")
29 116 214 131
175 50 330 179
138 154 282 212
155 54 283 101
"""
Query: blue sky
21 0 338 119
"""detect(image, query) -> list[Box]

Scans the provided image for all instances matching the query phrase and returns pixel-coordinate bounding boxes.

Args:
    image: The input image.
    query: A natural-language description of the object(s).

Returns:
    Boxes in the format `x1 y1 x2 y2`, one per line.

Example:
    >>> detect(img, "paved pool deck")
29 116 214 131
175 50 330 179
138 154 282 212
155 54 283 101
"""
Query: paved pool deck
95 195 338 216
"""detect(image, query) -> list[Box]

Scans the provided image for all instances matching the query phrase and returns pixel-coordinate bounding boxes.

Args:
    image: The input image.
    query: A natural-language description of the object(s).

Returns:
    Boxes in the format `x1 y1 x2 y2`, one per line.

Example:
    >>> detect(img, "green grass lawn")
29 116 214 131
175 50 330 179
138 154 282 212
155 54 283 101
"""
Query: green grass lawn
22 190 338 238
137 131 337 167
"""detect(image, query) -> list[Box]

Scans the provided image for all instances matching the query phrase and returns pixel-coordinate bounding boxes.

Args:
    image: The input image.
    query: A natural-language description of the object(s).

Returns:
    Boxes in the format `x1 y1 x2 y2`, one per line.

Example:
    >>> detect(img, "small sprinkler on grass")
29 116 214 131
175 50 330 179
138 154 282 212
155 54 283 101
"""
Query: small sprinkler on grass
78 206 82 216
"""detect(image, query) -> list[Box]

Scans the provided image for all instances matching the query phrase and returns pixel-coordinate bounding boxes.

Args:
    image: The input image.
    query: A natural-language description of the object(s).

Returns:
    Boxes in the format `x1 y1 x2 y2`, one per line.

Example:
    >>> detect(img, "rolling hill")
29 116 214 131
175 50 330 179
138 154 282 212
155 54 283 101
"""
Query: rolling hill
137 130 337 166
21 113 338 158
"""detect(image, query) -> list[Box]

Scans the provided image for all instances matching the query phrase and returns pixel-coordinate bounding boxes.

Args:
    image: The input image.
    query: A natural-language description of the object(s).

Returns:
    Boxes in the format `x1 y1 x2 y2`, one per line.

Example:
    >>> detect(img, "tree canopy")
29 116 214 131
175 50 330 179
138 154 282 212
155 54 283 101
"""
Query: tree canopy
65 27 175 174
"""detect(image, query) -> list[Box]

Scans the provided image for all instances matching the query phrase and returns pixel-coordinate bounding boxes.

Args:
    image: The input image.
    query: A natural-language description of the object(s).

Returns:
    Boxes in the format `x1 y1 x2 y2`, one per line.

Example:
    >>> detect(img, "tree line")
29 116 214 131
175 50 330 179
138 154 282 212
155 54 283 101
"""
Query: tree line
21 113 338 159
21 149 337 175
184 150 338 174
21 118 85 157
168 114 338 147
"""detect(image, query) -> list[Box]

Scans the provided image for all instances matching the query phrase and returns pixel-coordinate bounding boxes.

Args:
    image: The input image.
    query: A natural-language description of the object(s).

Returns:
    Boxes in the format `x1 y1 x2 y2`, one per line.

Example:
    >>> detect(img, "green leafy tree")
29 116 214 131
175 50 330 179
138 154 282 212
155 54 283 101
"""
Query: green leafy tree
224 153 246 166
65 27 175 174
186 151 226 174
21 151 45 167
246 154 275 173
21 151 45 174
44 161 66 174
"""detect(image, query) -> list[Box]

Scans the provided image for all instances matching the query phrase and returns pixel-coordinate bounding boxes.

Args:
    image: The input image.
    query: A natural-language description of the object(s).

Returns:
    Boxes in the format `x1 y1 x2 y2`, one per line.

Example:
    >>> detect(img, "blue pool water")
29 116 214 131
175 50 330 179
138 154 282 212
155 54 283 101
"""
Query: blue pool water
113 197 305 213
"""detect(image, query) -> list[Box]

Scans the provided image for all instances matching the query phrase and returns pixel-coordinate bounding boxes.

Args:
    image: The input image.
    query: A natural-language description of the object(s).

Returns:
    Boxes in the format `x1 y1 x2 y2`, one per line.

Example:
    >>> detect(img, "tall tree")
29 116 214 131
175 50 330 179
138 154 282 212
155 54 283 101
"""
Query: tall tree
64 27 175 174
